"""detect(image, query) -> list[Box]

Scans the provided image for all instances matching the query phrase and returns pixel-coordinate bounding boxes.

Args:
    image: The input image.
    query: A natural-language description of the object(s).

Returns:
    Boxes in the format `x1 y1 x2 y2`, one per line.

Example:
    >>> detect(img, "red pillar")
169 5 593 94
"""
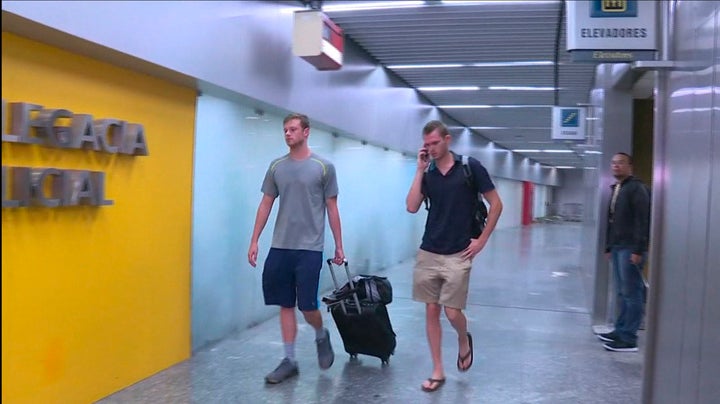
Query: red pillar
522 181 534 226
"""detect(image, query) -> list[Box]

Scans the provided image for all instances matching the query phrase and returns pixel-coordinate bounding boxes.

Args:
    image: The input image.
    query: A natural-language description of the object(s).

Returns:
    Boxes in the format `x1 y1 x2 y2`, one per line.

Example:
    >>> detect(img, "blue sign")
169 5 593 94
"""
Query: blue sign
552 107 585 140
561 109 580 127
590 0 637 18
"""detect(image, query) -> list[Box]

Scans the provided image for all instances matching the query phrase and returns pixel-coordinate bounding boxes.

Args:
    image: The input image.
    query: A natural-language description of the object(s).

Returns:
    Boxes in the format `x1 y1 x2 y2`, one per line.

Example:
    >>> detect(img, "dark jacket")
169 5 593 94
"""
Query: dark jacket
605 176 651 254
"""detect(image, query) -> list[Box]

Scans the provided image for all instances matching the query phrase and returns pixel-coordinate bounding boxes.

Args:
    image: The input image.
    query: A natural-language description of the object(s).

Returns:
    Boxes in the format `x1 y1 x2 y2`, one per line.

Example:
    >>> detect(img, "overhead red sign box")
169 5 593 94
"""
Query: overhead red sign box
293 10 344 71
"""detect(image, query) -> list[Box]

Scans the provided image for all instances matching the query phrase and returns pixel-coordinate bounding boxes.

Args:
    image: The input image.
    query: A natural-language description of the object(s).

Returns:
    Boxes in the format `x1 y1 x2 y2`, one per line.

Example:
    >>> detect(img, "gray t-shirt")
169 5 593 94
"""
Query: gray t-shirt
261 153 338 251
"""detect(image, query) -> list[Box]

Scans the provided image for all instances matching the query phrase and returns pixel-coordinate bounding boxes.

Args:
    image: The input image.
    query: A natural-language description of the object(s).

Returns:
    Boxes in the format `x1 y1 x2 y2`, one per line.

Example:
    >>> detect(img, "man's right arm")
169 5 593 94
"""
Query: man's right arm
407 148 430 213
248 194 276 267
406 169 426 213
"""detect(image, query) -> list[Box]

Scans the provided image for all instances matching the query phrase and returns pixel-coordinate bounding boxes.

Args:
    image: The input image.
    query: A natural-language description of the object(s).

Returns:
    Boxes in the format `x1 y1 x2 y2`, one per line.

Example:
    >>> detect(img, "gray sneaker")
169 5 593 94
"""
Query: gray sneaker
316 328 335 369
265 358 299 384
597 331 619 342
603 340 638 352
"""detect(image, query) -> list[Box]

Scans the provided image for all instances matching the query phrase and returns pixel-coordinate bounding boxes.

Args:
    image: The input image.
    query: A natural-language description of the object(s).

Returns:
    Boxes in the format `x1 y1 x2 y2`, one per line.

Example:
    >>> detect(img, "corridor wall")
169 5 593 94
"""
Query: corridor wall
191 94 426 350
533 184 550 219
1 33 196 403
494 177 523 229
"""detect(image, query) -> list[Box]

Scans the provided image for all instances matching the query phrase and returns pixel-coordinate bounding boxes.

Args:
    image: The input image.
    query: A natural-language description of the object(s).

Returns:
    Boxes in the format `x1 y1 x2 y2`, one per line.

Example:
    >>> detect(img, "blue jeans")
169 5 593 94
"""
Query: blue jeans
611 247 647 343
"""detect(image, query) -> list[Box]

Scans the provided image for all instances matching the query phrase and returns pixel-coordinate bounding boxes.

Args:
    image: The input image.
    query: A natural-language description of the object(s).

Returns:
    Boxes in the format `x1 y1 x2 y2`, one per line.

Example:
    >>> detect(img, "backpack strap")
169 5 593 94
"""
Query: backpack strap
462 155 489 234
460 155 478 193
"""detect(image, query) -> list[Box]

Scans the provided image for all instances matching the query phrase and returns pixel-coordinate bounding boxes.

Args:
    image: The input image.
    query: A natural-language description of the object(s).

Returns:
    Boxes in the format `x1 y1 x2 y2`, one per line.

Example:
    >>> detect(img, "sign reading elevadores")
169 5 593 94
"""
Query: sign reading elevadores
567 0 657 63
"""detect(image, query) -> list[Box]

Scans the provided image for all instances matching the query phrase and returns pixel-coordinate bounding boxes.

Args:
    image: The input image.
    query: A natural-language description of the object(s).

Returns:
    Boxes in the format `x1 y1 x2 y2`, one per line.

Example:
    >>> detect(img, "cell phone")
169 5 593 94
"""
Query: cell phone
421 149 429 162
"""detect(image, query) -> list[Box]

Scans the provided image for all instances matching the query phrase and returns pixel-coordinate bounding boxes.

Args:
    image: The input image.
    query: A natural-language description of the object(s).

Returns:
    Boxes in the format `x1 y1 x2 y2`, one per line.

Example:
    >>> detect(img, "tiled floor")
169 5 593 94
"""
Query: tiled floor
98 223 643 404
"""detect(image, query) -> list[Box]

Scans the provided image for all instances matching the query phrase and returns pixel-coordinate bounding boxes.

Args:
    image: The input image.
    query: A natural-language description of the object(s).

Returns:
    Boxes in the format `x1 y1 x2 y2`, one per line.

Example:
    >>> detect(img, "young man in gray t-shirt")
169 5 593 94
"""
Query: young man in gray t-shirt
248 113 345 384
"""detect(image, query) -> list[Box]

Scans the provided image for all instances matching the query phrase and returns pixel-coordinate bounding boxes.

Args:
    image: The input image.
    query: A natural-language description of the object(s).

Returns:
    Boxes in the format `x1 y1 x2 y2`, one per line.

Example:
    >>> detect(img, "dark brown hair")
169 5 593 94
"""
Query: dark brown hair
283 113 310 129
422 120 449 137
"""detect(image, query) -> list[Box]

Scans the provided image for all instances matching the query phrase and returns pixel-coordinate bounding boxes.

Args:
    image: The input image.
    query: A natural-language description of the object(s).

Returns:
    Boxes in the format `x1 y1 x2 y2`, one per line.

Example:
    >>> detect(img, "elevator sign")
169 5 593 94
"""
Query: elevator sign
551 107 586 140
590 0 637 17
567 0 657 63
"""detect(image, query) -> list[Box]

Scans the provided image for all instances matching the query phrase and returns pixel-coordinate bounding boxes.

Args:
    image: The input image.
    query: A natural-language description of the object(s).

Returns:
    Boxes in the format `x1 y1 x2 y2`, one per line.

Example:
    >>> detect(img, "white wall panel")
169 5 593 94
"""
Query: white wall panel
191 94 426 350
533 184 550 219
493 177 523 229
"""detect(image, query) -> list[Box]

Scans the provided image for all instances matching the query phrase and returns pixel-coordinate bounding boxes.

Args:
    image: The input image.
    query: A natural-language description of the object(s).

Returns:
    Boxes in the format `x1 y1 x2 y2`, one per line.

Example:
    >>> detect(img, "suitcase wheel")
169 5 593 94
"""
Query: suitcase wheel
349 354 358 360
381 358 389 365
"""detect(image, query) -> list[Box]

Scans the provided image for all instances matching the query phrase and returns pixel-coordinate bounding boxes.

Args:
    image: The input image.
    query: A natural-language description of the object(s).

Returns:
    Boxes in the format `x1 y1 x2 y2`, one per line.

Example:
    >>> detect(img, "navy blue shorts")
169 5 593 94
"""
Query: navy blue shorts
262 248 323 311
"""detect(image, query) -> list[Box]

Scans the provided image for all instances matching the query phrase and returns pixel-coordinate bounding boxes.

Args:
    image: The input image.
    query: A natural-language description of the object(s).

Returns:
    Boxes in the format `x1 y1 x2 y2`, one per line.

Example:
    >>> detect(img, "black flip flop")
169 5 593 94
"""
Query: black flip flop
457 332 474 372
421 378 446 392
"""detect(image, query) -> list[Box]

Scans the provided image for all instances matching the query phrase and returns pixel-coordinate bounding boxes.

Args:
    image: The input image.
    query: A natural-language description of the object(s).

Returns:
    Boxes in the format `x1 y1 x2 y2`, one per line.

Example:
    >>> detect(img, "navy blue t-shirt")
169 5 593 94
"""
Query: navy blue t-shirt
421 153 495 254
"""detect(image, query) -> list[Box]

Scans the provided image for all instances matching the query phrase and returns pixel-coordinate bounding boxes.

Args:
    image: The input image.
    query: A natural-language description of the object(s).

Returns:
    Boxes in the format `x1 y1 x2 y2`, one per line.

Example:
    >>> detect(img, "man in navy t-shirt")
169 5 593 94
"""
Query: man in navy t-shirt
406 120 503 393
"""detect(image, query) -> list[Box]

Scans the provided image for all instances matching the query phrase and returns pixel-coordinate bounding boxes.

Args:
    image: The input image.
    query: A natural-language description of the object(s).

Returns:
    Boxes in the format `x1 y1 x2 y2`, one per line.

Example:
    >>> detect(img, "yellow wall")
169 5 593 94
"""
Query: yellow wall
1 33 196 403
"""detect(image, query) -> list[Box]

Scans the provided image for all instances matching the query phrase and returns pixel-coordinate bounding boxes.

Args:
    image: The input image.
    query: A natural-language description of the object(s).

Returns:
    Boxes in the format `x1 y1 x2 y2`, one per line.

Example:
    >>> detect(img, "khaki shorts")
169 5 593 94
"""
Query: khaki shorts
412 249 473 310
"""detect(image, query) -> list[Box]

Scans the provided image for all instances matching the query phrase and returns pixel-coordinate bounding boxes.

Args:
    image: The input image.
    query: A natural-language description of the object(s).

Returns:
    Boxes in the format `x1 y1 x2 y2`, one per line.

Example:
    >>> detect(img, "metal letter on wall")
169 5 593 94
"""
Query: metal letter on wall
2 100 147 209
94 119 123 154
34 108 74 148
8 102 44 144
123 123 149 156
31 168 63 207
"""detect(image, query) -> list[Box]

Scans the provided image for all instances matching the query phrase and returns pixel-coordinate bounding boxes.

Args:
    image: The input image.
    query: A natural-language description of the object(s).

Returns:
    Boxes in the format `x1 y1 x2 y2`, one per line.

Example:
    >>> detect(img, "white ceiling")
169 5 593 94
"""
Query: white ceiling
298 0 606 168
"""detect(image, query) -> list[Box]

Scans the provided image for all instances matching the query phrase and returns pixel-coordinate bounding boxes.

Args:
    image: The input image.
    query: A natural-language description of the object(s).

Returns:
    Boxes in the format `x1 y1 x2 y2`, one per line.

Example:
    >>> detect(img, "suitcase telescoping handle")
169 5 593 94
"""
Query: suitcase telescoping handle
326 258 362 315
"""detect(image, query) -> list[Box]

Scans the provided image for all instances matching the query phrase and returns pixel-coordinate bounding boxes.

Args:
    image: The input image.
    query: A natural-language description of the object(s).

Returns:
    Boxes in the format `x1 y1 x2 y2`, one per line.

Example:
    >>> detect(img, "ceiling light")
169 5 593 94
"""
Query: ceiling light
417 86 480 91
314 0 560 12
440 105 554 109
442 0 560 4
554 166 576 169
471 126 550 130
321 1 426 12
472 61 554 67
418 86 558 92
388 63 465 69
488 86 558 91
388 61 553 69
512 149 574 154
439 105 494 109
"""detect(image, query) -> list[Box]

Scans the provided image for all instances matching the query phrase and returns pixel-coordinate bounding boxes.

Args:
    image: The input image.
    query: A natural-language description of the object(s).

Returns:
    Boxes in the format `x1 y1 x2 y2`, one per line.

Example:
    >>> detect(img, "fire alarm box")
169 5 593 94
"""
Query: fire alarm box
293 10 344 71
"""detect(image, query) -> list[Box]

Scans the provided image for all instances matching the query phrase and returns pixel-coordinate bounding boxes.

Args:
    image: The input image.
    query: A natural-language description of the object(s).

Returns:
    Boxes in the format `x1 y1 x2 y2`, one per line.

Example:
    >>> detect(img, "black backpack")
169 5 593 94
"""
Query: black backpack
424 155 488 238
322 275 393 306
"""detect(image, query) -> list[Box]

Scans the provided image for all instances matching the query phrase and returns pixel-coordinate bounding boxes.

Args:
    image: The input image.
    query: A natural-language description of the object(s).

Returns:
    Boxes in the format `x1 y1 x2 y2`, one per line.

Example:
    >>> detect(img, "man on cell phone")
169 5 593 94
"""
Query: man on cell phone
405 120 503 393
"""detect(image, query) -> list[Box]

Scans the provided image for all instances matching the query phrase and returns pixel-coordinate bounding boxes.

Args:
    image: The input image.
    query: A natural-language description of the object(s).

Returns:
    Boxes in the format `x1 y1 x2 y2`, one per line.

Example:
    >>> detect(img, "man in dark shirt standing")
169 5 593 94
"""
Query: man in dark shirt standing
597 152 651 352
406 120 503 392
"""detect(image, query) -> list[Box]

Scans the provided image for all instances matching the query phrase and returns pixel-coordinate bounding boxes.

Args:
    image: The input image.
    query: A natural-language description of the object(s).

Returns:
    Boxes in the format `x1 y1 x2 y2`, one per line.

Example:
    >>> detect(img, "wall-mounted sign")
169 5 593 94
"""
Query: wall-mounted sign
567 0 657 63
293 10 344 71
2 166 113 208
1 99 149 208
551 107 586 140
2 101 148 155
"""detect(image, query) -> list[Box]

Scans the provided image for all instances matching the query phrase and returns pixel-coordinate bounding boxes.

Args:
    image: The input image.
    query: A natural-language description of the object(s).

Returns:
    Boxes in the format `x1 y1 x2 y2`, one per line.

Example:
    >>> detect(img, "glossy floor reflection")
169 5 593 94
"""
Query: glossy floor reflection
98 223 643 404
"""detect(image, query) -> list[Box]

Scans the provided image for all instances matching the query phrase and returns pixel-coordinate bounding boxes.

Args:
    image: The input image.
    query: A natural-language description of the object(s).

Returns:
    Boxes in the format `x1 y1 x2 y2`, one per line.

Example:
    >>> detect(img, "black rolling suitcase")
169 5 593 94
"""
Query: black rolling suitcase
323 259 396 364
